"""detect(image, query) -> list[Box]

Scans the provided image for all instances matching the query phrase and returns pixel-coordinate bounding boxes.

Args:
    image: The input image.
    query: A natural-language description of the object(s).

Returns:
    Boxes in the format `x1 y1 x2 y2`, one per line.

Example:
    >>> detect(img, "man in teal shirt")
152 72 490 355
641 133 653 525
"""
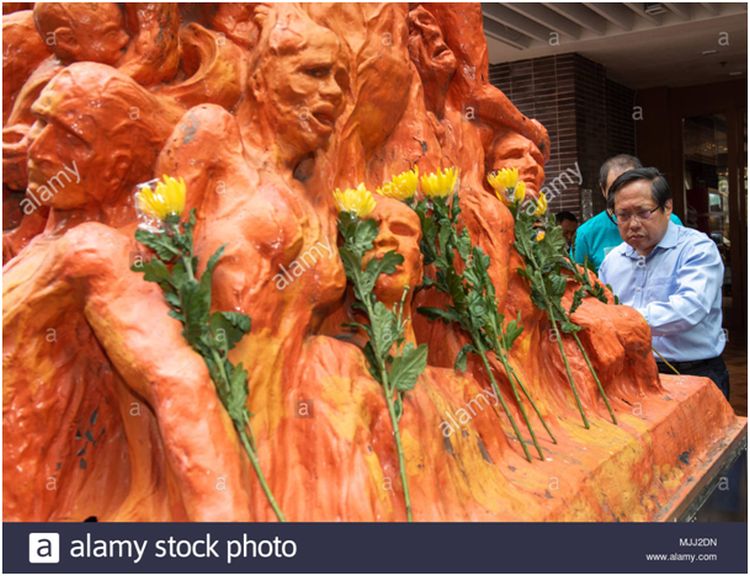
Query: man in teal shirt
574 154 682 271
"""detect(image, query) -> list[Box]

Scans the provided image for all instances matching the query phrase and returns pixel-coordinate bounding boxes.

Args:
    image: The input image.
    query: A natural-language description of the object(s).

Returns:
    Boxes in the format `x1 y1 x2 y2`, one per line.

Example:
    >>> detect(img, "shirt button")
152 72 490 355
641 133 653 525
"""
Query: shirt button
635 287 642 292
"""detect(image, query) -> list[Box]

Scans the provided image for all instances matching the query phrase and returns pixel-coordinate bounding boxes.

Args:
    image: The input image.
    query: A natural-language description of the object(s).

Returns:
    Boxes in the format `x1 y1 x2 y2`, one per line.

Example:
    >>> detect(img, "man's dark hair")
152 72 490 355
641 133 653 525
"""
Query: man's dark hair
555 211 578 224
599 154 642 191
607 167 671 211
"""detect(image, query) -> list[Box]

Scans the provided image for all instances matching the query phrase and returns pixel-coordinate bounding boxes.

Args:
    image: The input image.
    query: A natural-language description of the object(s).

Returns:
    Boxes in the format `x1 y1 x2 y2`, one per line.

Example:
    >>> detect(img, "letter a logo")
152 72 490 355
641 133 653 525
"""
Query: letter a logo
29 533 60 564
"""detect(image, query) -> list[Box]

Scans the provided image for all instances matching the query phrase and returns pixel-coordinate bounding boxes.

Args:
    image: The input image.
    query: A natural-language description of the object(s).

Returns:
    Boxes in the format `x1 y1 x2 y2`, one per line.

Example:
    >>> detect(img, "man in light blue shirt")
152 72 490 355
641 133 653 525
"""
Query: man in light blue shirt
599 167 728 398
574 154 682 271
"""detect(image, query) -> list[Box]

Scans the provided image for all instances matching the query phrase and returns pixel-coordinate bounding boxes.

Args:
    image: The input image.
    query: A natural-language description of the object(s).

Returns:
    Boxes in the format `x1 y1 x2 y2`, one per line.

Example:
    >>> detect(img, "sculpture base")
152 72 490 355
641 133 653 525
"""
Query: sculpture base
492 374 745 522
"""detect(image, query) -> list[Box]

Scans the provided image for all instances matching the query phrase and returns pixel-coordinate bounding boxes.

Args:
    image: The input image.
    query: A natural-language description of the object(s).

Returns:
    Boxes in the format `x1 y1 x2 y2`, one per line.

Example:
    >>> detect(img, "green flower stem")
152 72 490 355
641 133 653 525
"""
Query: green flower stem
495 350 545 460
474 335 533 462
571 332 617 425
337 212 423 522
136 211 285 521
418 195 549 462
653 347 681 375
363 296 413 522
549 316 590 429
383 372 413 523
237 425 286 522
504 358 557 444
205 302 284 522
518 230 589 429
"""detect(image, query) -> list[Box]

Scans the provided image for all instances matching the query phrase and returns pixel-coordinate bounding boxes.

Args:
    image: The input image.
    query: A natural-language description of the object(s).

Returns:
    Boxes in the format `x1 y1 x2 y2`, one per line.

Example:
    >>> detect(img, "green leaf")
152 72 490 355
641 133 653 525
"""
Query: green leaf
437 219 451 258
361 251 403 295
210 311 251 352
548 274 568 299
417 306 460 324
224 361 249 424
467 290 488 323
169 259 189 292
167 309 185 322
362 342 381 381
181 280 211 347
370 301 397 358
454 343 475 372
502 312 524 350
569 288 585 315
445 269 468 313
135 229 179 262
182 244 226 349
342 321 369 333
393 395 403 421
164 291 181 309
135 257 170 285
204 244 226 280
456 230 472 262
559 319 581 334
338 246 362 286
342 218 379 260
388 343 428 393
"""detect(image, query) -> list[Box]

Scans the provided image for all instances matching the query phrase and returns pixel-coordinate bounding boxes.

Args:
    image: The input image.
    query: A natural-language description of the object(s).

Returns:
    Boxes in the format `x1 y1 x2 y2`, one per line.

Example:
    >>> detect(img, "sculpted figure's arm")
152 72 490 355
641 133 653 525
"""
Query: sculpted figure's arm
62 224 252 521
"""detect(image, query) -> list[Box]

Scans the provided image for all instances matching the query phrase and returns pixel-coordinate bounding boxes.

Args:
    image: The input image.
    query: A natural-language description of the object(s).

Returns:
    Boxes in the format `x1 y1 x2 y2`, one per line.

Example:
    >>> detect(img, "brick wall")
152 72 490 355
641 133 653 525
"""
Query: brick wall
489 53 636 220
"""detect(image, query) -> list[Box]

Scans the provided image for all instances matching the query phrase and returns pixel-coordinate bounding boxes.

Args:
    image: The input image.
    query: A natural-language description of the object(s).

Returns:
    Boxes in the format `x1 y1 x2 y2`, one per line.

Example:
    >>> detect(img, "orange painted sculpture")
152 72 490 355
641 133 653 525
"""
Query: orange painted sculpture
3 2 744 522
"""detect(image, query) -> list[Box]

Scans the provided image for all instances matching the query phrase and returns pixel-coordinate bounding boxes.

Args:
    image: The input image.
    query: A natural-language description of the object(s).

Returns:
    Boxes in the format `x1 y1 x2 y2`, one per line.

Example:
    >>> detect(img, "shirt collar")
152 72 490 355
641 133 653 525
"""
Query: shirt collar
656 219 679 249
621 220 678 260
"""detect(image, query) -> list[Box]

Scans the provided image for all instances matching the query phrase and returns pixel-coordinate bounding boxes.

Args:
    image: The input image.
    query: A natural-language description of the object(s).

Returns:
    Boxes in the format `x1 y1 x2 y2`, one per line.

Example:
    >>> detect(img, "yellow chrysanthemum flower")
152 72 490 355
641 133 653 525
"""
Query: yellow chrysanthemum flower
513 180 527 204
487 167 519 193
333 183 376 217
421 167 458 198
535 230 546 243
378 167 419 201
136 174 186 221
534 193 548 217
376 182 396 198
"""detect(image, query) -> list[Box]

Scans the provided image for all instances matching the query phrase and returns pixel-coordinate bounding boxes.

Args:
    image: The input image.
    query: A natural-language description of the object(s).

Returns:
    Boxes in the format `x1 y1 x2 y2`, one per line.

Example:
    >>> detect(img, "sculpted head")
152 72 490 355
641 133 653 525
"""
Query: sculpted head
34 3 129 65
250 5 347 167
407 6 457 103
367 196 423 308
487 131 545 194
27 63 181 210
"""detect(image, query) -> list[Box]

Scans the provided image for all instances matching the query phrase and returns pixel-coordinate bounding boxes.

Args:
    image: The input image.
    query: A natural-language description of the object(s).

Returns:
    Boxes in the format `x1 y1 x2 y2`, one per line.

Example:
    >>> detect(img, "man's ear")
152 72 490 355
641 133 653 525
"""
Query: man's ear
53 27 79 62
664 199 673 215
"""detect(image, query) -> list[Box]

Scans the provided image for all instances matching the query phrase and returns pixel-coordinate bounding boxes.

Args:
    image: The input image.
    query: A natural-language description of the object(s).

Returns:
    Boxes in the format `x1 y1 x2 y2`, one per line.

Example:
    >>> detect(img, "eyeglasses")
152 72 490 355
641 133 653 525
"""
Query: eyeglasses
608 206 660 225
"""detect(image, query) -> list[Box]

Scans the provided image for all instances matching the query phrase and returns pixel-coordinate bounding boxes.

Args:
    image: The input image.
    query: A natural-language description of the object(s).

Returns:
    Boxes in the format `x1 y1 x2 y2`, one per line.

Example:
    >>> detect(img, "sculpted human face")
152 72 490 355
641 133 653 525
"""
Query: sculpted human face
38 3 129 65
27 94 92 209
261 31 345 162
407 7 457 90
613 179 672 256
490 133 545 193
367 198 423 306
